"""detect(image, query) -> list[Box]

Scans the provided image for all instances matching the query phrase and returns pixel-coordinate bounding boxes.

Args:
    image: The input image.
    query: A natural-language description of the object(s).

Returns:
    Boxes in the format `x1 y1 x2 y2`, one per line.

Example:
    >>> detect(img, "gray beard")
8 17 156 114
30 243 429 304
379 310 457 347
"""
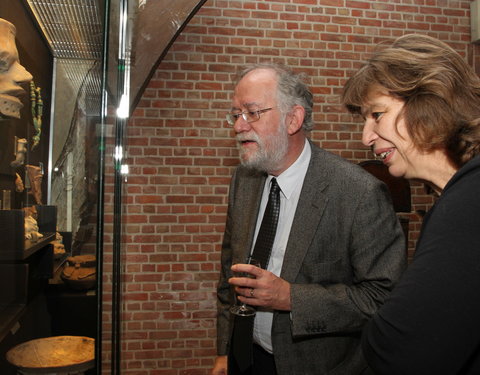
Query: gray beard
239 122 289 173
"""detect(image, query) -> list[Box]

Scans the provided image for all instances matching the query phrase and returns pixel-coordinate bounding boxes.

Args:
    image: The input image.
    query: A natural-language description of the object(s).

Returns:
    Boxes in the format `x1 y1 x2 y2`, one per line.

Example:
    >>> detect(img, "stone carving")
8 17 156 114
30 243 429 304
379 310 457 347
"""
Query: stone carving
51 231 66 259
10 137 27 167
22 205 37 219
23 206 43 242
26 164 43 205
0 18 32 119
15 173 24 192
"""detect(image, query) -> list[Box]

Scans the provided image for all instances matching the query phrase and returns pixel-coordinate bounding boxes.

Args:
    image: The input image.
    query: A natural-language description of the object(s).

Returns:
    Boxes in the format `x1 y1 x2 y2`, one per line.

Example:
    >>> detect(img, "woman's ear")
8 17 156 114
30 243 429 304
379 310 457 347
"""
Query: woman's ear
287 105 305 135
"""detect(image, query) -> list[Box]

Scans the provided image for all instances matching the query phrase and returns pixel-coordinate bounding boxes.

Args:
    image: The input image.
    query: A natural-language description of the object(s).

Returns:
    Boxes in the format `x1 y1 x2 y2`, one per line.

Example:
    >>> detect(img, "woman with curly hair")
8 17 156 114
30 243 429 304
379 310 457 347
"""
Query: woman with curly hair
342 34 480 374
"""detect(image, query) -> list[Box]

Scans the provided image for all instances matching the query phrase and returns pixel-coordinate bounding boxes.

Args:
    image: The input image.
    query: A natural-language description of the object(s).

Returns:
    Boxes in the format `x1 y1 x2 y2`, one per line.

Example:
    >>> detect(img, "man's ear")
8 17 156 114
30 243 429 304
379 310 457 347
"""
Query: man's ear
286 105 305 135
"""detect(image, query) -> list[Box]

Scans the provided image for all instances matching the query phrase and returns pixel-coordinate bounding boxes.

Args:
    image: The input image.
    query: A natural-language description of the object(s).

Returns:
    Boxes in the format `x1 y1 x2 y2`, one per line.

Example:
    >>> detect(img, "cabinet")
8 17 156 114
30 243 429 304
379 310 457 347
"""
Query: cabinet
0 207 65 373
0 233 55 340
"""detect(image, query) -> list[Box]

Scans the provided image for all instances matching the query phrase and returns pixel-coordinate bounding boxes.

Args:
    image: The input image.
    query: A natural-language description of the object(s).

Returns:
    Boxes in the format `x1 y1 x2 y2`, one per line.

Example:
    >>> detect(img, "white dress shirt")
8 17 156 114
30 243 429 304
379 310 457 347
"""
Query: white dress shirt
252 140 311 353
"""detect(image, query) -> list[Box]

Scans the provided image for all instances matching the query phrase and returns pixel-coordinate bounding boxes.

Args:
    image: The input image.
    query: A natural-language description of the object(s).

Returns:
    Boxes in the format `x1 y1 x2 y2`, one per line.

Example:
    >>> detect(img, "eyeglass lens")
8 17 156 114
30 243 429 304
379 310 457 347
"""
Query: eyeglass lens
226 109 272 126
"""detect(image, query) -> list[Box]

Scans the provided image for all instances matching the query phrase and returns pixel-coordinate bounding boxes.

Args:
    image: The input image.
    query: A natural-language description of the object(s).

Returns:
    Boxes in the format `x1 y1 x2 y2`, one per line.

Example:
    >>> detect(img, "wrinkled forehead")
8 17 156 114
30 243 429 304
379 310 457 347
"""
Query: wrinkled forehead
233 69 278 107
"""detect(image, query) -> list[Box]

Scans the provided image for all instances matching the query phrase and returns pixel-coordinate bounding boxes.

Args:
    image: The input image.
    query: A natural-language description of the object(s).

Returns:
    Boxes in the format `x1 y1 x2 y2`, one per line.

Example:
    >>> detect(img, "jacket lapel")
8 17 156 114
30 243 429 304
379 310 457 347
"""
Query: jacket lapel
233 171 267 264
280 146 329 282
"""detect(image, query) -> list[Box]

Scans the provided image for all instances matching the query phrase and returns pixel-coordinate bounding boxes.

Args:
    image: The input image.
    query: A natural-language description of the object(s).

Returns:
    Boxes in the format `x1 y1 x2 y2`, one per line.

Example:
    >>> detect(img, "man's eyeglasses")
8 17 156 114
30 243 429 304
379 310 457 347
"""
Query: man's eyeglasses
225 107 274 126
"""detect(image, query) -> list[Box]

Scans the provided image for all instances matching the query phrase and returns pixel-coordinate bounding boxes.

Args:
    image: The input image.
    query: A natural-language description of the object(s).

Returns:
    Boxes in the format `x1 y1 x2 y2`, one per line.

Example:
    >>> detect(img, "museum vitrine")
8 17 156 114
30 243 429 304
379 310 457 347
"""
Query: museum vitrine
0 0 110 373
0 0 207 373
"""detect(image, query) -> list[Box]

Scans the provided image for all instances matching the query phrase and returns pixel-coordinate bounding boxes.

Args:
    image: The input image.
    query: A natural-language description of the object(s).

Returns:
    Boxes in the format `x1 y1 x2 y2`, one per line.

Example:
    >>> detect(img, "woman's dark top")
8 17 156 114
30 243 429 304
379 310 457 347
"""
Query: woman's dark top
362 155 480 374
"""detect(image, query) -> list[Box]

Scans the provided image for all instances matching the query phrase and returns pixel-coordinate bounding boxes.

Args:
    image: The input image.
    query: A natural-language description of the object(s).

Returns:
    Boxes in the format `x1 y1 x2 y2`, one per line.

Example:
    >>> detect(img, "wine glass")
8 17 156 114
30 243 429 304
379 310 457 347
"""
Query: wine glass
229 257 261 316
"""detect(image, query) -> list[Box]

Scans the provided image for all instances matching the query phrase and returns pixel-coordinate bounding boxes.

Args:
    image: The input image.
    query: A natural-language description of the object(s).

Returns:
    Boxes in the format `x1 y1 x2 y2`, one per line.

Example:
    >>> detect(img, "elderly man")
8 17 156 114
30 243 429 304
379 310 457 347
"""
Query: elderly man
212 63 406 375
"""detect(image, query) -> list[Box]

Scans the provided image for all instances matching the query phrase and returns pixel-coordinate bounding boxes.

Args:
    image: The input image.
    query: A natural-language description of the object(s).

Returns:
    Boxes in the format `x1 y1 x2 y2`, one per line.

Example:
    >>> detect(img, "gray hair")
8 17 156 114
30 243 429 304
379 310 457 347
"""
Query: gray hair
236 63 314 132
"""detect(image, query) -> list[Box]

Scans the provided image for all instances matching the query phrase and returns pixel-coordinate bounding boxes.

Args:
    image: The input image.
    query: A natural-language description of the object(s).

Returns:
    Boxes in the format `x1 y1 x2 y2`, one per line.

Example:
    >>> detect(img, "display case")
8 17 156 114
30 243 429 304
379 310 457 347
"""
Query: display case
0 233 55 338
0 0 104 373
0 0 207 372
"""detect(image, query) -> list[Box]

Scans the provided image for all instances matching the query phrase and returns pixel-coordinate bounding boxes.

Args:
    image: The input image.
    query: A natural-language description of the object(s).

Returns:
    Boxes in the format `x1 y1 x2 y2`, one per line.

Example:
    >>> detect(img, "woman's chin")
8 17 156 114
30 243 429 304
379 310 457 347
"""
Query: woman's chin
387 165 407 179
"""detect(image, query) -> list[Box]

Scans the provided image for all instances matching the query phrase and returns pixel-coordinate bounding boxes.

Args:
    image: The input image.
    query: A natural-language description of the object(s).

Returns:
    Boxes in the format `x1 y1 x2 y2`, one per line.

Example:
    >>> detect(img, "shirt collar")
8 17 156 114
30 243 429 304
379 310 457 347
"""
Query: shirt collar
267 140 311 200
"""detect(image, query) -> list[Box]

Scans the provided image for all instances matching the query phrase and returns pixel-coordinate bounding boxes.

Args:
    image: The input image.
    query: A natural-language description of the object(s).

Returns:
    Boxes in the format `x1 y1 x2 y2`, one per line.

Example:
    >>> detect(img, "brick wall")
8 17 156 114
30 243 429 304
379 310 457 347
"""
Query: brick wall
109 0 479 373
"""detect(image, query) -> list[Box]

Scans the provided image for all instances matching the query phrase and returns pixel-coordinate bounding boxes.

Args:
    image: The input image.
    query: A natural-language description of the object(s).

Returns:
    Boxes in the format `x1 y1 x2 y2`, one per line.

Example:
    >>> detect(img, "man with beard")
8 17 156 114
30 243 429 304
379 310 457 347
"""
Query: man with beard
211 64 406 375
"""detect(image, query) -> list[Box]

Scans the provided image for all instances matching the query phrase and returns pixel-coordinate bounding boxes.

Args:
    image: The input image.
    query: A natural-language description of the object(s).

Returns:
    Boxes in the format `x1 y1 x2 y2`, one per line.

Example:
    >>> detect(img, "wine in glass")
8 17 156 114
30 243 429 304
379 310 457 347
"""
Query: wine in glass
229 257 261 317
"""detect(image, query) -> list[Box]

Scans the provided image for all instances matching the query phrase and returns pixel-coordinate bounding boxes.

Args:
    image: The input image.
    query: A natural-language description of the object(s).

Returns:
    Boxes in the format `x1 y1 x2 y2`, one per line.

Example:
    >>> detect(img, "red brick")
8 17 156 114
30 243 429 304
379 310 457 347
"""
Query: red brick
102 1 473 374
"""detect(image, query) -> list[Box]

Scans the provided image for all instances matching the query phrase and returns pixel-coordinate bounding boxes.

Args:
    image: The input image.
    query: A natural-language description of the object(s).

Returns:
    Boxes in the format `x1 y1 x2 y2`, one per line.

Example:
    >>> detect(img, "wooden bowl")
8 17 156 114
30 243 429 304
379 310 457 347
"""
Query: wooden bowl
6 336 94 374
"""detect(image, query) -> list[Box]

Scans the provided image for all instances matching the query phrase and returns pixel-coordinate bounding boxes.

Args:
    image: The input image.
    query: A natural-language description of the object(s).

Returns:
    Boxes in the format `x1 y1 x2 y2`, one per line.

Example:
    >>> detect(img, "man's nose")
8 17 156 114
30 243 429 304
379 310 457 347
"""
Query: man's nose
233 114 251 133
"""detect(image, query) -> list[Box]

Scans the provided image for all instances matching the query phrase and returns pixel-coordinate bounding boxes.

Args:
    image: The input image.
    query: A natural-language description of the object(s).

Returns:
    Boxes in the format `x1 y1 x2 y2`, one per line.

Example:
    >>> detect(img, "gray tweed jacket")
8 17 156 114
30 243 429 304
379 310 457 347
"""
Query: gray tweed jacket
216 142 406 375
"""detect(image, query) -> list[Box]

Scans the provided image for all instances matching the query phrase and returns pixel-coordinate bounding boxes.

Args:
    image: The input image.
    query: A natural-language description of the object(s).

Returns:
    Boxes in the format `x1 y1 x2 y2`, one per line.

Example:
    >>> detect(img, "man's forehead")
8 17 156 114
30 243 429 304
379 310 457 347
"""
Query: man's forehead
231 101 262 110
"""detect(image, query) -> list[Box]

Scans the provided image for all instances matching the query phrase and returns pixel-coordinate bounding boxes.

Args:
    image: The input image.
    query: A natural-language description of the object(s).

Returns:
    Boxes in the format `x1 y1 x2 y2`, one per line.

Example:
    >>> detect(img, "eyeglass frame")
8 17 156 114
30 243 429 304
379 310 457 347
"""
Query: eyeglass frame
225 107 275 126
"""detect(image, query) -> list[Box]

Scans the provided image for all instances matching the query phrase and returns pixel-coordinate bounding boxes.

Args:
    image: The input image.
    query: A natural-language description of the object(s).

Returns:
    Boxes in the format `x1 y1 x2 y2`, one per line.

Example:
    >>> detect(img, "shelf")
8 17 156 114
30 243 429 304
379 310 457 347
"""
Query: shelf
0 233 55 262
0 303 25 343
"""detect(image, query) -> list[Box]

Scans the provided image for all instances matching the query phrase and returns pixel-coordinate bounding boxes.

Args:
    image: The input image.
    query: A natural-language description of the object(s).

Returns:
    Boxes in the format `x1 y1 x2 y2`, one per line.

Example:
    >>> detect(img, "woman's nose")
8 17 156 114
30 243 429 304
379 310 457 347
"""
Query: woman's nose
362 120 377 147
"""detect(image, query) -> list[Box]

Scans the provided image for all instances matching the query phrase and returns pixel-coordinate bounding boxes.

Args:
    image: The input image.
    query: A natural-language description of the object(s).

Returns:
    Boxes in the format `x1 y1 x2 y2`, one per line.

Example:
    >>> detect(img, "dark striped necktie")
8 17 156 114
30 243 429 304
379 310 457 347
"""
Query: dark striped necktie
251 178 281 269
230 178 281 372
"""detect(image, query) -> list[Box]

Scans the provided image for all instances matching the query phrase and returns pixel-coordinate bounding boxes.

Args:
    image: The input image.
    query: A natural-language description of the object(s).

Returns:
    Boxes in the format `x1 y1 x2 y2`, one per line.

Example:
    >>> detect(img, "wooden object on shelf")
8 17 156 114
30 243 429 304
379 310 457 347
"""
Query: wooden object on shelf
6 335 94 374
61 255 96 291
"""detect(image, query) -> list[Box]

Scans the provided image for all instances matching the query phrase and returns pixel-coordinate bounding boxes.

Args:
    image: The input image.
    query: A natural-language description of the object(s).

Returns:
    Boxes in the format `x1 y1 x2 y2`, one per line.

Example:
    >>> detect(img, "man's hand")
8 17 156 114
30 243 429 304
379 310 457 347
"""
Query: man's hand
229 263 291 311
211 355 227 375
